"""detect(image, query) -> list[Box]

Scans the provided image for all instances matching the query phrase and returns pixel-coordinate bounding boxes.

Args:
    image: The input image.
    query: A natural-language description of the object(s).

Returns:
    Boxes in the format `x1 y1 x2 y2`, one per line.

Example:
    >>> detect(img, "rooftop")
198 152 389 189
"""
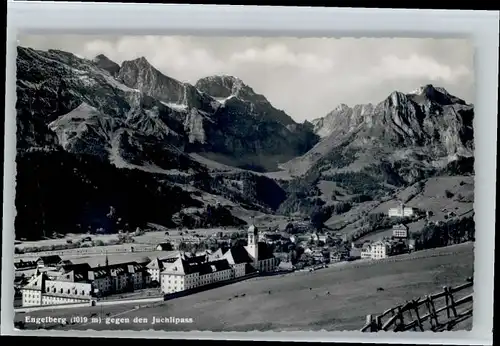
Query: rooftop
37 255 62 264
161 257 232 276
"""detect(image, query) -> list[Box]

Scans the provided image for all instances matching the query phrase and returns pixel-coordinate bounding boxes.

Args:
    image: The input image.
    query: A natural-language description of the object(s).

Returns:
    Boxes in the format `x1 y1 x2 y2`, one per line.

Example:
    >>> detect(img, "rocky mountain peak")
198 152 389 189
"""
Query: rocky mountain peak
311 102 367 138
93 54 120 76
94 53 109 61
196 74 298 127
119 56 157 78
334 103 351 112
129 56 151 66
195 75 246 99
410 84 437 96
386 91 409 107
117 56 194 106
407 84 466 106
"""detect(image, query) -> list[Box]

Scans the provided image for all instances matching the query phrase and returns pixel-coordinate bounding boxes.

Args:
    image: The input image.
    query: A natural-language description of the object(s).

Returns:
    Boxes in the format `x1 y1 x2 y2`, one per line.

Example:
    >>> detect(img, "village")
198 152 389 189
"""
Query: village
14 203 433 309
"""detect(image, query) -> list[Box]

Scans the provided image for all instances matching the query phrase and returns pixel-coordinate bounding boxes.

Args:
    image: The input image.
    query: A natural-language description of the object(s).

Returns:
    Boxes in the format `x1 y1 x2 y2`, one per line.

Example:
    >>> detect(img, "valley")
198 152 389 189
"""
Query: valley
15 46 475 246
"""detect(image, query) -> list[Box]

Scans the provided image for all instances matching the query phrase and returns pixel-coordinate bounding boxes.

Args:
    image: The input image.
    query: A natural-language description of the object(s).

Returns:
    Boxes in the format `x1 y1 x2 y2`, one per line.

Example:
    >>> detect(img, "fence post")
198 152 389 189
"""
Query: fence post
366 314 376 332
424 296 435 329
363 279 473 332
412 299 424 331
406 301 413 321
396 306 405 331
428 295 440 329
444 286 450 319
375 315 382 331
447 287 458 317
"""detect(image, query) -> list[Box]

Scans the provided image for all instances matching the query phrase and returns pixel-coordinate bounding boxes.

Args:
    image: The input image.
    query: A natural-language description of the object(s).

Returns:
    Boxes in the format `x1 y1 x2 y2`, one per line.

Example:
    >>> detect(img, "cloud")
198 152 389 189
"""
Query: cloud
372 54 472 83
83 36 228 82
230 44 334 73
17 35 475 122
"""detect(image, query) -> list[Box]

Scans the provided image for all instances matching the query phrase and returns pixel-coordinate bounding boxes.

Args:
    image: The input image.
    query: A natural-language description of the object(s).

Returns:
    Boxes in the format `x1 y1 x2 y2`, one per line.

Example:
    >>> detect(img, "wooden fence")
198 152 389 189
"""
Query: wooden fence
361 277 474 332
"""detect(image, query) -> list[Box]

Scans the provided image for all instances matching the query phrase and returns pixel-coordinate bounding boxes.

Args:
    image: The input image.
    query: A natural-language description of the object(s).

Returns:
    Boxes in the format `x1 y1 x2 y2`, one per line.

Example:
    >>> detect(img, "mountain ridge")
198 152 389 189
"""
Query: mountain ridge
283 84 473 177
16 46 319 173
14 46 474 242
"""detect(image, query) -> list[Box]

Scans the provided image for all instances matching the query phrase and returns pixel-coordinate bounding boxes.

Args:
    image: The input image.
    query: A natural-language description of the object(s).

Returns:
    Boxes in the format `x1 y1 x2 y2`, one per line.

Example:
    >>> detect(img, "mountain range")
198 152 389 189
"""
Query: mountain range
14 46 475 241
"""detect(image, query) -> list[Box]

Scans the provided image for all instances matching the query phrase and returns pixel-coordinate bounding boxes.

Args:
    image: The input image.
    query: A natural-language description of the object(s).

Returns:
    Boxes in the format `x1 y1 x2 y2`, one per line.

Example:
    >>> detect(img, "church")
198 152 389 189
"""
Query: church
210 223 279 277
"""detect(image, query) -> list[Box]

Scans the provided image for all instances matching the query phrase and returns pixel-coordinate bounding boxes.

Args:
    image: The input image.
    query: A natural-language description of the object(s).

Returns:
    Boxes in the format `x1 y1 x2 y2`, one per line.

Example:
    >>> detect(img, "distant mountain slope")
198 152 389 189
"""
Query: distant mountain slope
195 75 297 126
277 85 474 220
16 46 318 172
15 46 314 239
15 45 474 241
281 84 474 179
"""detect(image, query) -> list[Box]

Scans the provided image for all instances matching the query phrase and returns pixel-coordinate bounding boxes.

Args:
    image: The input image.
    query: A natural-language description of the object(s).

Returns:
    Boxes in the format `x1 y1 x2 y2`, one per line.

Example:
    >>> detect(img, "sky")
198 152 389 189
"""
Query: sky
18 35 474 123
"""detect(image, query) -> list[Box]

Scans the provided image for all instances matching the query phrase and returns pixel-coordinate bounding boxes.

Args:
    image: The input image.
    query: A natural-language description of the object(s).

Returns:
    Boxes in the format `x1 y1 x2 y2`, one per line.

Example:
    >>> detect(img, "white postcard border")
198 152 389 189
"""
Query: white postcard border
2 2 499 345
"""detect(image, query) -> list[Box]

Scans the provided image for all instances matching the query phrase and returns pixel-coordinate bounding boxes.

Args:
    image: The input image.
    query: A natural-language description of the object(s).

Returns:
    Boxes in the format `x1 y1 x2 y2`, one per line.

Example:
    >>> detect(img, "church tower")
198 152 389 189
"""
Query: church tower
247 223 259 266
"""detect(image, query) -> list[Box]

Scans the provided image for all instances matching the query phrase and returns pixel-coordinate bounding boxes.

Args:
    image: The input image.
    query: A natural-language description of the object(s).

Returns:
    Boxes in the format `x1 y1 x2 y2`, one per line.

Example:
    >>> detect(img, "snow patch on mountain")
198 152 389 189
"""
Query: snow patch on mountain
214 95 237 105
159 101 189 112
102 74 141 93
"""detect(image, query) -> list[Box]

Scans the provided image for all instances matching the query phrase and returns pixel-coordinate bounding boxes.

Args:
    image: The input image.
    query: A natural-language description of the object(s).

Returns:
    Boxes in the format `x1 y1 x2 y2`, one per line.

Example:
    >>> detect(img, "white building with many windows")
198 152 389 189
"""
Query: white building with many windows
21 272 93 307
392 224 409 238
360 243 372 259
145 256 179 286
20 260 151 307
370 240 391 260
358 241 392 261
160 257 233 294
388 202 414 218
157 224 279 294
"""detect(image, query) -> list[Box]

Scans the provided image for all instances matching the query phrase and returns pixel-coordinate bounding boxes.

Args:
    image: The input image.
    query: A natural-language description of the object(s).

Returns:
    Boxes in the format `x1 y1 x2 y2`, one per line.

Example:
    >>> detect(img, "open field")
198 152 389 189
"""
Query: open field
16 226 236 252
14 225 249 266
357 219 427 243
15 233 121 250
17 242 474 332
15 243 154 257
371 176 474 222
16 250 177 267
14 227 227 261
65 251 176 267
323 175 474 239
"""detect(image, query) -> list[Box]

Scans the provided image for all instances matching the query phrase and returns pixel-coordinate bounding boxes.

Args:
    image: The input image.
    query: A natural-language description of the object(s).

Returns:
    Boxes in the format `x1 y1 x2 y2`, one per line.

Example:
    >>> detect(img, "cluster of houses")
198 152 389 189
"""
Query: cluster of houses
357 224 410 260
388 202 415 218
16 254 152 307
309 223 411 264
16 202 420 308
149 224 278 294
16 224 279 307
